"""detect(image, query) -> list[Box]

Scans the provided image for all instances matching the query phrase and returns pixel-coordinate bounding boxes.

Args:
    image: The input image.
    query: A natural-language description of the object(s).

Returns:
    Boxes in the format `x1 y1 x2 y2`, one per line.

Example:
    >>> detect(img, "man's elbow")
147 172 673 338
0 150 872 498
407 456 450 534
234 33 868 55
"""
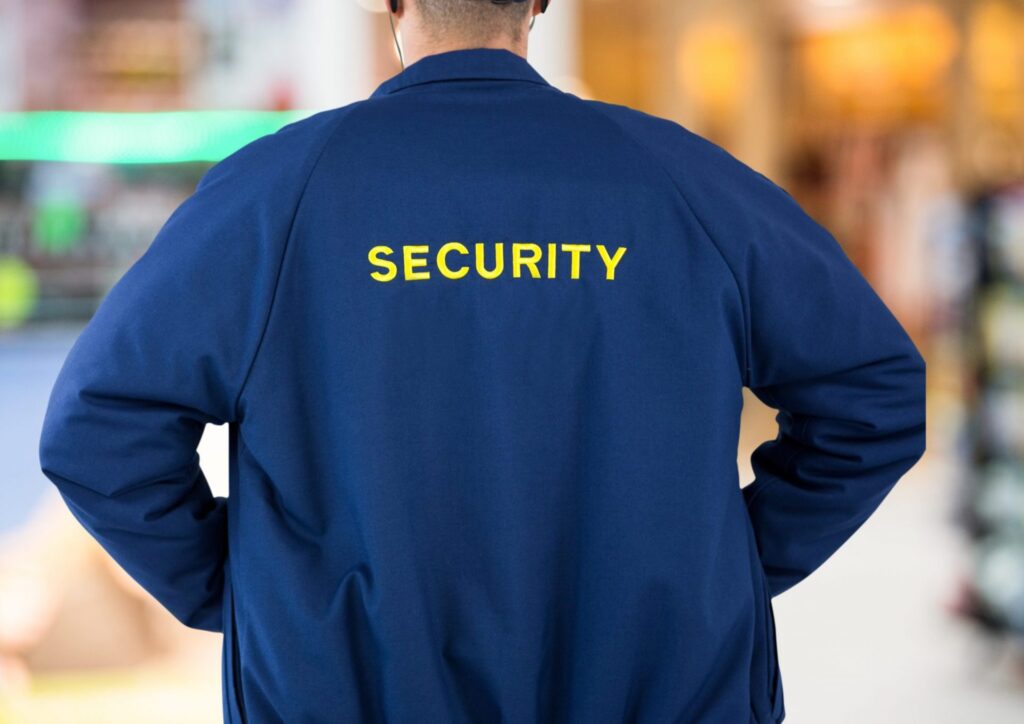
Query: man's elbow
38 387 78 490
900 347 928 467
865 345 927 480
39 407 60 478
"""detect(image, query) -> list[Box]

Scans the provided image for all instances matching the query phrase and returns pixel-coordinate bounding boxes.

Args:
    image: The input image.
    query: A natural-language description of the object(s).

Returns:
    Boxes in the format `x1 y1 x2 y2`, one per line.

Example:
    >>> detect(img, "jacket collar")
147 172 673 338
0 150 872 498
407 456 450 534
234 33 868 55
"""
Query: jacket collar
371 47 550 98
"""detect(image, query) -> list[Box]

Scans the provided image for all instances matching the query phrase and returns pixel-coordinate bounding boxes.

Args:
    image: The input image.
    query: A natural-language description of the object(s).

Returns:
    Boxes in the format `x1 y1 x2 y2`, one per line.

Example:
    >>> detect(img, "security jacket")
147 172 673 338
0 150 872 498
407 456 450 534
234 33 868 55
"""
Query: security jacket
39 48 927 724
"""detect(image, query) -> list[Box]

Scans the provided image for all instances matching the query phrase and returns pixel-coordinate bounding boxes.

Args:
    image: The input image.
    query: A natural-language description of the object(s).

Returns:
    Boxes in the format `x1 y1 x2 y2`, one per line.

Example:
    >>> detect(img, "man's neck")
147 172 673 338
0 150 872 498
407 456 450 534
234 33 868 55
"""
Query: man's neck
402 36 528 68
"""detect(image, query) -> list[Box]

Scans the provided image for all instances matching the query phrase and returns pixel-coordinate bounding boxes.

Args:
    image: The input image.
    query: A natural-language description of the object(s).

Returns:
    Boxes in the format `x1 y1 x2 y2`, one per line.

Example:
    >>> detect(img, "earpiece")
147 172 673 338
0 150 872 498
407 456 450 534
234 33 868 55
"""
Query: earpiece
390 0 398 13
540 0 549 12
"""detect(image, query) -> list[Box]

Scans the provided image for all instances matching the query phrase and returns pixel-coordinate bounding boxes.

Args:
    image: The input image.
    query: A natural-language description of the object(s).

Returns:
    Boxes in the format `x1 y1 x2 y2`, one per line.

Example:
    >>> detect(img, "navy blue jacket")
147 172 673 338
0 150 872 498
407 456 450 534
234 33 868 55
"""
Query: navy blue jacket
39 48 926 723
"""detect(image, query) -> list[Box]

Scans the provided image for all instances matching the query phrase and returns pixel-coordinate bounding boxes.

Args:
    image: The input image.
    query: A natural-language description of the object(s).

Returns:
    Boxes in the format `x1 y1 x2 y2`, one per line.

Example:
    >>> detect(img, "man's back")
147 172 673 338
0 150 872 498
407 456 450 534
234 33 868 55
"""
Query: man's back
39 48 925 723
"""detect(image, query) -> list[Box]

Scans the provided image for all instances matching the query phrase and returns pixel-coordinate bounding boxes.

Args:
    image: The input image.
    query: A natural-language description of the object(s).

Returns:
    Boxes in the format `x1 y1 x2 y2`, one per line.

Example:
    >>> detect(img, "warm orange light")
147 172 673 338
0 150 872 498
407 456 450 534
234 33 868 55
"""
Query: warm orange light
797 3 959 121
967 0 1024 121
676 19 753 118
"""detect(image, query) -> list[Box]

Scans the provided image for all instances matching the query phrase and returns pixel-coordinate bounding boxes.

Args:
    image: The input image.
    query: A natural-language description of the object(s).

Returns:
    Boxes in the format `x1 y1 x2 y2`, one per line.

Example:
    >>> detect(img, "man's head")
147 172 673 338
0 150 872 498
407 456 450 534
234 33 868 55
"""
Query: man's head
387 0 549 67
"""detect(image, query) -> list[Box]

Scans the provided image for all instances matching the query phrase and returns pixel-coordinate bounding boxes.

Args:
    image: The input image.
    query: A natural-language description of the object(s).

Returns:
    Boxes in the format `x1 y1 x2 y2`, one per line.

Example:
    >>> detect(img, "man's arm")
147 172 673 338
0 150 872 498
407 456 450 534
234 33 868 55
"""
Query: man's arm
591 102 925 597
676 133 927 598
37 111 341 630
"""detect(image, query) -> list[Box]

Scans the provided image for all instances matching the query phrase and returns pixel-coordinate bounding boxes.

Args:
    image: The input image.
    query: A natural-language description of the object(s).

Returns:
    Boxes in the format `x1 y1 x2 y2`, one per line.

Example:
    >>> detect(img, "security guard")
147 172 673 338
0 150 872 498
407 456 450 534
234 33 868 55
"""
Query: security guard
38 1 926 722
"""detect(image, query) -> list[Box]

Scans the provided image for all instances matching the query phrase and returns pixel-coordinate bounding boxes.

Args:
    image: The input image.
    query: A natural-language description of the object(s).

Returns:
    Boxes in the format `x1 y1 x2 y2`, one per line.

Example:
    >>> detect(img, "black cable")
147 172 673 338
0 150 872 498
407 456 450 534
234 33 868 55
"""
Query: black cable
388 10 405 70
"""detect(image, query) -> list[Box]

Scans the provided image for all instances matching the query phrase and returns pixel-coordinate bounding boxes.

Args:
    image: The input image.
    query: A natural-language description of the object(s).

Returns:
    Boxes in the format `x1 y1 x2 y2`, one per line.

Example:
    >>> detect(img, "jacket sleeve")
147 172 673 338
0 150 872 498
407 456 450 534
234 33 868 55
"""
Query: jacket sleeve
37 113 338 631
675 133 927 598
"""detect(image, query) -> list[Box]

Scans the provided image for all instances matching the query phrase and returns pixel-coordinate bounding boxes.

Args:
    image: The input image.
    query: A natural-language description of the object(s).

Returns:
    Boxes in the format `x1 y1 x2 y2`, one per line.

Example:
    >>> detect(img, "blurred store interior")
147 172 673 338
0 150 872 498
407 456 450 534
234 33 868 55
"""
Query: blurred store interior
1 0 1024 721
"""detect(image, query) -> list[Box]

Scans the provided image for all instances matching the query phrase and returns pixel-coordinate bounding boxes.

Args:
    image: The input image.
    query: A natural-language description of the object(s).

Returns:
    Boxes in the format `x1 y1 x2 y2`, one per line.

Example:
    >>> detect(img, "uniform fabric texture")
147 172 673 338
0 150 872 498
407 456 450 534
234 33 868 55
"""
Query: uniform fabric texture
39 48 926 723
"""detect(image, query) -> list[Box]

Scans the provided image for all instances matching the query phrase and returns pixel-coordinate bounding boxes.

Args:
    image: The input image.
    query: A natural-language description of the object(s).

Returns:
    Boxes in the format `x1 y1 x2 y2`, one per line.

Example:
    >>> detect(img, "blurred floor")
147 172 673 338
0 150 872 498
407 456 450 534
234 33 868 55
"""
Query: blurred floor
2 327 1023 722
770 450 1024 723
0 639 222 724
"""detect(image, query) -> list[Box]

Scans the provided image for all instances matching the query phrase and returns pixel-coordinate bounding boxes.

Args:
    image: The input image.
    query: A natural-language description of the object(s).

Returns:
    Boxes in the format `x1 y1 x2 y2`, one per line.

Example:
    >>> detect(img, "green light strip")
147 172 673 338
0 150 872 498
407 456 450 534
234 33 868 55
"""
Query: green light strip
0 111 314 164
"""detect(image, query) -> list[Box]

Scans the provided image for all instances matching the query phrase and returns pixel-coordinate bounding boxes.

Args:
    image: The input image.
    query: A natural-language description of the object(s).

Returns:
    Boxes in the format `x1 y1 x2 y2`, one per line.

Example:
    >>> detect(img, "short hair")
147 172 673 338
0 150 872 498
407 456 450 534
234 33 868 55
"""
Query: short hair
415 0 533 43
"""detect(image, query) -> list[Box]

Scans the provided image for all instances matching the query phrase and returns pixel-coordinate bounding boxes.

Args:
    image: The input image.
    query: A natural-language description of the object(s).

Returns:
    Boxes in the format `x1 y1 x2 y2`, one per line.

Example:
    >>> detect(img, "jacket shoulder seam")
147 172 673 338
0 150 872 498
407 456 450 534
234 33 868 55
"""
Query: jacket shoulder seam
578 100 752 386
231 107 357 419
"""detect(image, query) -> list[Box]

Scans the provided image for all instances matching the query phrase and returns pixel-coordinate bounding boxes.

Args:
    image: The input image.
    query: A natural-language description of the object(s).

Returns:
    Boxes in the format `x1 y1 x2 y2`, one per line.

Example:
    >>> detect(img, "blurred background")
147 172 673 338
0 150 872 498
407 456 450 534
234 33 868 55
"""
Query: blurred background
1 0 1023 721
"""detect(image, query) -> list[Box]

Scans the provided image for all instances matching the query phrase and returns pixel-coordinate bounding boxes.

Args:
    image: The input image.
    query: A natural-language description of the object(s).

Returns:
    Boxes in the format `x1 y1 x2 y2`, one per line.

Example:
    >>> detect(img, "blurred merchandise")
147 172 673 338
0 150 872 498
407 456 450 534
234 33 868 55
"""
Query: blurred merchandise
0 161 206 324
962 184 1024 638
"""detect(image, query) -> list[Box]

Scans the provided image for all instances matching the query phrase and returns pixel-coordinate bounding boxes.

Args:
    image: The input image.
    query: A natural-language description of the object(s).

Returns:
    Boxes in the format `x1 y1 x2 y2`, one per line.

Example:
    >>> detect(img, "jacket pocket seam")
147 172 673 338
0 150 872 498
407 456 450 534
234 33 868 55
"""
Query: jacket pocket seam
224 563 248 724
